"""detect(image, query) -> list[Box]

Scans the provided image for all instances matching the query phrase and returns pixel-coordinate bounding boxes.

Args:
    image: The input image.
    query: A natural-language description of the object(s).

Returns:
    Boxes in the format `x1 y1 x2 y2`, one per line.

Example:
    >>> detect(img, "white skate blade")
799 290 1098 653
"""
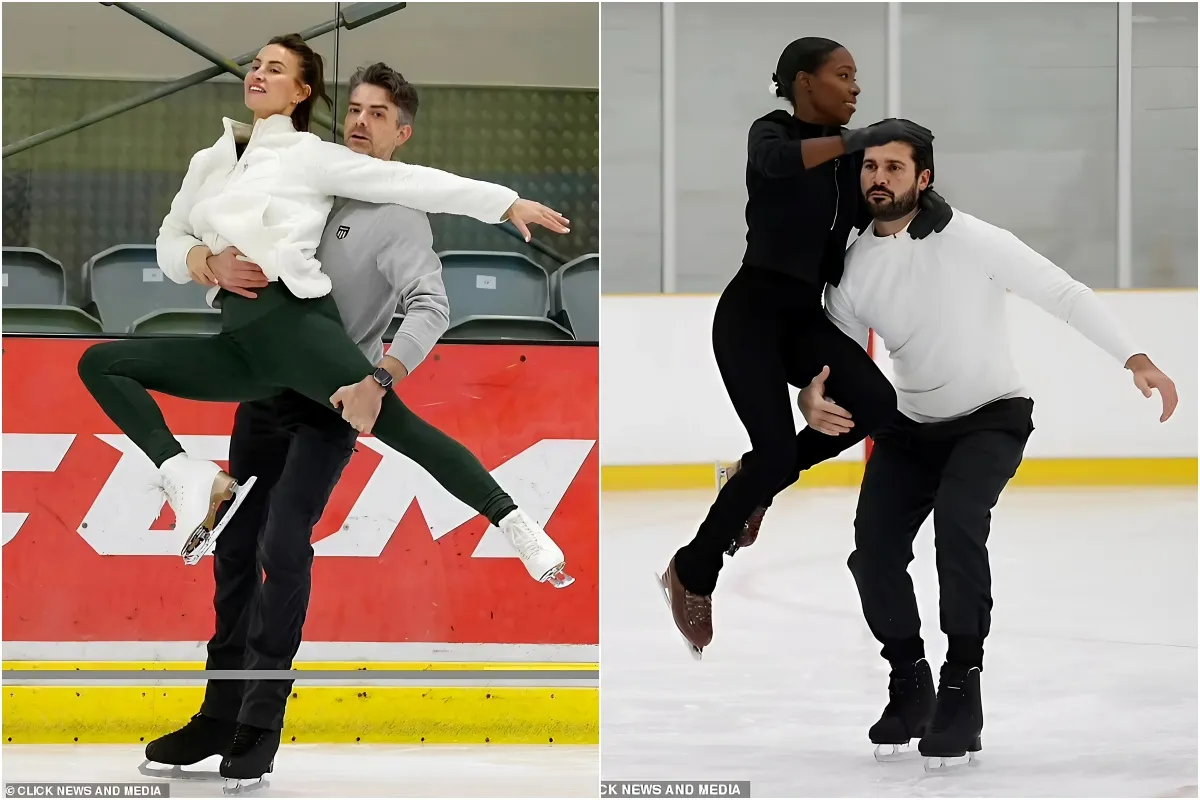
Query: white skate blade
138 759 222 781
181 475 257 566
654 571 702 661
922 751 979 773
543 567 575 588
873 742 918 762
222 777 270 795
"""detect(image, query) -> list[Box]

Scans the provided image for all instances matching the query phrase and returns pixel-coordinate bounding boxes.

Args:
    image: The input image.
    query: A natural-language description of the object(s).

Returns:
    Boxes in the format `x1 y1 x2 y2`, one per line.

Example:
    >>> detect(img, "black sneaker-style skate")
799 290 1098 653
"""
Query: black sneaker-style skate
870 658 935 761
219 723 280 795
918 663 983 772
138 712 236 780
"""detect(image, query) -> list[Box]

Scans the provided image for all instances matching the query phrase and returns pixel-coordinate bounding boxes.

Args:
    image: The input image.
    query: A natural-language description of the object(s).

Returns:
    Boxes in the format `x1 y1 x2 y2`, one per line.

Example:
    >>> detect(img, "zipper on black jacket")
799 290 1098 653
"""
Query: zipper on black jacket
830 158 840 231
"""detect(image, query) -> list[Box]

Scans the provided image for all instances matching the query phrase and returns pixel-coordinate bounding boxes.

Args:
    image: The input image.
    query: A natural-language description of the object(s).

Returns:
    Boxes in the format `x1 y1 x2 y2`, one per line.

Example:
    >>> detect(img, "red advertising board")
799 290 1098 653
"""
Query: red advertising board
2 338 598 646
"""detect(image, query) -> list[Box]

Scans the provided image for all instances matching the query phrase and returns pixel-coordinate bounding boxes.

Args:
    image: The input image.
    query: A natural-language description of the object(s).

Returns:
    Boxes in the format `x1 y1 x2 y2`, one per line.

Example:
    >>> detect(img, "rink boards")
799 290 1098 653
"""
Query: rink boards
600 289 1198 488
1 337 599 744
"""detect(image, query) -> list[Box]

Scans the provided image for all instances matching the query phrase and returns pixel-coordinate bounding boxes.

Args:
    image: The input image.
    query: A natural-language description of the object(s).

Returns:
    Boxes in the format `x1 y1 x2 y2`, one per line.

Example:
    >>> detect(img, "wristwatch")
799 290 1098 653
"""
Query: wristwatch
371 367 394 390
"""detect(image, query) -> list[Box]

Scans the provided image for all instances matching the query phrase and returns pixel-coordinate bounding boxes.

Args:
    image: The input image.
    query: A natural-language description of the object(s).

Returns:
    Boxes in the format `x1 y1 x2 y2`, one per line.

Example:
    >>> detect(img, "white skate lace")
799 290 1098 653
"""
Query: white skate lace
159 473 184 515
507 516 545 560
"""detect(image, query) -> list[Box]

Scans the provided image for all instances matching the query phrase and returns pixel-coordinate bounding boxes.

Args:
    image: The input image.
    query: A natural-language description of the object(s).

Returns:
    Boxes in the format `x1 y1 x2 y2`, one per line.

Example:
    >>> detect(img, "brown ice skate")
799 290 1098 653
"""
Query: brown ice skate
656 557 712 660
716 459 766 556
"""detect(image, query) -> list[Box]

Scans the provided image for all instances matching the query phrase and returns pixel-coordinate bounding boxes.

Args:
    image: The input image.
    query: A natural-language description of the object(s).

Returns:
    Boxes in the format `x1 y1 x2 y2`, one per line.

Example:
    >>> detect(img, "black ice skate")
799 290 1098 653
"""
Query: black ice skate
870 658 935 761
715 460 766 556
219 723 279 795
138 712 236 780
918 663 983 772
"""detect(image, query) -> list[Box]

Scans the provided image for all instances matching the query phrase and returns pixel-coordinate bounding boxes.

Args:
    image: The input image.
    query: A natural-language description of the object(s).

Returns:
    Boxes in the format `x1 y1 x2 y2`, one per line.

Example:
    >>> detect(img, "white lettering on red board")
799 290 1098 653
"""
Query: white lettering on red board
2 433 595 559
2 433 77 545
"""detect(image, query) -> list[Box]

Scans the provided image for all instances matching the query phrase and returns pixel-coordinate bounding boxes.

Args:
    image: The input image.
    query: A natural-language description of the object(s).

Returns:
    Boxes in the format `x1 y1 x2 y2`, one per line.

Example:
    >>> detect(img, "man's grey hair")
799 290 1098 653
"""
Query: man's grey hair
348 62 419 126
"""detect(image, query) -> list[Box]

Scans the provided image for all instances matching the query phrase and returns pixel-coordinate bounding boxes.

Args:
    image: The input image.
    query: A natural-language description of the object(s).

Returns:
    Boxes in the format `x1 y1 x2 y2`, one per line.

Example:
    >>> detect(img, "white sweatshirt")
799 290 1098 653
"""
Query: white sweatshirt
156 114 518 300
824 210 1142 423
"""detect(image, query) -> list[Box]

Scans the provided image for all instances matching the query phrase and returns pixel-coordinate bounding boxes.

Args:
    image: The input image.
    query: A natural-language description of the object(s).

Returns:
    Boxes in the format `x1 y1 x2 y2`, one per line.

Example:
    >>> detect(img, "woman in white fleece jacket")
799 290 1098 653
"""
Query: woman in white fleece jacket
77 34 573 586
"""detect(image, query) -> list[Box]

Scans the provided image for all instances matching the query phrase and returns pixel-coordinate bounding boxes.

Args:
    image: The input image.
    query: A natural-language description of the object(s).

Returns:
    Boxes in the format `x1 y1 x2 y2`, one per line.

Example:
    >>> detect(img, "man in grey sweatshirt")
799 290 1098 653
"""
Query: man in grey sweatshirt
141 63 457 776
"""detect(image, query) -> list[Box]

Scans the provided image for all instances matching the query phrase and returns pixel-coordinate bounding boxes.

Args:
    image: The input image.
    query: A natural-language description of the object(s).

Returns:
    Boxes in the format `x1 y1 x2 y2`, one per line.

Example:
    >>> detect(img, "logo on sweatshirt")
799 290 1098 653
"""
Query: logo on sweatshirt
336 225 350 240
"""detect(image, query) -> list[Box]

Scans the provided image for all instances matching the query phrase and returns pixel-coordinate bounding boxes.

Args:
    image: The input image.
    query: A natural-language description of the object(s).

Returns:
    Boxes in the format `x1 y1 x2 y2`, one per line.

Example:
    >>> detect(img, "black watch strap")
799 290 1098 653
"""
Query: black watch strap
371 367 394 389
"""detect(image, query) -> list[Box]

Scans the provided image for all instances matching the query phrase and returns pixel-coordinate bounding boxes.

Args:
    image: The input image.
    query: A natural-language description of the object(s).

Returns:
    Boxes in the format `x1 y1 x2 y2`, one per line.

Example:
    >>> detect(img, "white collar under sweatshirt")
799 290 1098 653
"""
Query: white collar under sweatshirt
155 114 518 300
824 210 1141 423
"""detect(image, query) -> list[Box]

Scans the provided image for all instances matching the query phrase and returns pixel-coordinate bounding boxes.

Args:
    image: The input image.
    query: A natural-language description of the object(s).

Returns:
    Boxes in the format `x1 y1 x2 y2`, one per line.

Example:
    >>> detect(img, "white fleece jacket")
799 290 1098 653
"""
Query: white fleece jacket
156 114 519 299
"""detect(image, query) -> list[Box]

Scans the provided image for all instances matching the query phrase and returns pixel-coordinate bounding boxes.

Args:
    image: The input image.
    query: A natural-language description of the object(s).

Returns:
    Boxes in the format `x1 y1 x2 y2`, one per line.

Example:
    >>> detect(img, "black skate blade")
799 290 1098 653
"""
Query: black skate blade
653 571 703 661
873 742 918 762
138 759 222 781
222 777 270 795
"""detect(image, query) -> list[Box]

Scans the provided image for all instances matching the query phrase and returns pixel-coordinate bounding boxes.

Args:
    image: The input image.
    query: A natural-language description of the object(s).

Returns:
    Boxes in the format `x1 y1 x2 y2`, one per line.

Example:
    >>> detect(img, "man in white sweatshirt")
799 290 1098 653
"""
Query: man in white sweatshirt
797 129 1178 767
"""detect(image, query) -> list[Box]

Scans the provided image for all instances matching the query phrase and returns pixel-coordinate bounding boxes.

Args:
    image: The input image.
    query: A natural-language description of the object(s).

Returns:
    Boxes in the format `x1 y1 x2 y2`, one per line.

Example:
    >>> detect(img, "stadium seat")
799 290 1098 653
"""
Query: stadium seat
442 315 575 342
2 247 68 306
553 253 599 342
128 308 222 335
86 244 212 333
3 304 103 334
437 251 551 323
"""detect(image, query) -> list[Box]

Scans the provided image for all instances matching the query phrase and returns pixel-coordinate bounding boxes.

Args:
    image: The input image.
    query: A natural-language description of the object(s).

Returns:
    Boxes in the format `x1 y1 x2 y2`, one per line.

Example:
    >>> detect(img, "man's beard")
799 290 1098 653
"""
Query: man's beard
866 183 920 222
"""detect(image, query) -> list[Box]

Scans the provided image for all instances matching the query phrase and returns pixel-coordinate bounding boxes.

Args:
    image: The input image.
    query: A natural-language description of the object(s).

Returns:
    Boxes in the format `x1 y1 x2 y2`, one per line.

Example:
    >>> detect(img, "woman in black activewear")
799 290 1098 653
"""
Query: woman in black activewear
661 37 953 654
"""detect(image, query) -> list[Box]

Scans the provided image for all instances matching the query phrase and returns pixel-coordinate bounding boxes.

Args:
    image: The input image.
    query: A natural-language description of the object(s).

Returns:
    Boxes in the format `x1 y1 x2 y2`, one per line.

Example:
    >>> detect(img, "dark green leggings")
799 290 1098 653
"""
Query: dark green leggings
77 285 517 526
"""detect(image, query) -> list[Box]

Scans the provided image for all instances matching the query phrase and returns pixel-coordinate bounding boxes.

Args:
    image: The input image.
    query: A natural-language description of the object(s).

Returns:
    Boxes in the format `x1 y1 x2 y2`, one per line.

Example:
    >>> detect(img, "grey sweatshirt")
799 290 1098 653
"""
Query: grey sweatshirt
315 197 450 370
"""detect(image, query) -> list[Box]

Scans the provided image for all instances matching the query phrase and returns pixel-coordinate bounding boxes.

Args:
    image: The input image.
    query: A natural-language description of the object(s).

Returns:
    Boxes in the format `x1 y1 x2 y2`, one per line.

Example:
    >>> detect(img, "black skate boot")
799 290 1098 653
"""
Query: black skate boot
869 658 935 761
138 712 236 779
219 723 279 794
918 663 983 772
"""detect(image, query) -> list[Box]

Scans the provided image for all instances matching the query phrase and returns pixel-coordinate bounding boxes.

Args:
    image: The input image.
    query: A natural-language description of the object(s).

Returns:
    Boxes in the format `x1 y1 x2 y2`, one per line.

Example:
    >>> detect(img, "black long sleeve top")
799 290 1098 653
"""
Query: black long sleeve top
742 109 867 288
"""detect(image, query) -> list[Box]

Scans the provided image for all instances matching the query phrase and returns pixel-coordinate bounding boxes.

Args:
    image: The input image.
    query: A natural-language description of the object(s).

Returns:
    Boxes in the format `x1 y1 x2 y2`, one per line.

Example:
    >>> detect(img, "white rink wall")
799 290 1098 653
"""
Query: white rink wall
600 291 1197 465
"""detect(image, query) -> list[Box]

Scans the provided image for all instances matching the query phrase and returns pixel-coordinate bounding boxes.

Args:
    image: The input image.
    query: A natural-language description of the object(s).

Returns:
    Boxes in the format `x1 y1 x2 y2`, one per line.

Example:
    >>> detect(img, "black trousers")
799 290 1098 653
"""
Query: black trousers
200 390 357 731
848 397 1035 669
674 266 898 595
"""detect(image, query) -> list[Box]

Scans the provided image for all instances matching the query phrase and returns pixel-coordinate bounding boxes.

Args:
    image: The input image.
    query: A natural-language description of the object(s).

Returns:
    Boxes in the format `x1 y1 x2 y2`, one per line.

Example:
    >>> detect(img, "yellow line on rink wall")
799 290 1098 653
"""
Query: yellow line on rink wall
3 685 598 745
601 458 1197 491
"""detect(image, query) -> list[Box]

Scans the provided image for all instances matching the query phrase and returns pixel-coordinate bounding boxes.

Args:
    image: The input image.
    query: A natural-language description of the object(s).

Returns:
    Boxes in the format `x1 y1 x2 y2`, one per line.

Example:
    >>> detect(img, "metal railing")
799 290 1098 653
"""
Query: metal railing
2 2 568 263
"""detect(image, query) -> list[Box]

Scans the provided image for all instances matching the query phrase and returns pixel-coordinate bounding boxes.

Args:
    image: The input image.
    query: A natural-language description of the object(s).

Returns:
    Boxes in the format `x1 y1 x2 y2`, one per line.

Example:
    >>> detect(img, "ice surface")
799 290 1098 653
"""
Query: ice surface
2 743 598 797
601 487 1198 798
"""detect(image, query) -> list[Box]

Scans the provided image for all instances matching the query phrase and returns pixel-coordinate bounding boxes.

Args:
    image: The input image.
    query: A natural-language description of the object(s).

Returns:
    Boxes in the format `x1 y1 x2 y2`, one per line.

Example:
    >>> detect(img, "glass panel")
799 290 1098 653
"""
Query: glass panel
900 2 1119 288
1132 2 1197 288
335 3 599 272
599 2 663 294
673 2 888 293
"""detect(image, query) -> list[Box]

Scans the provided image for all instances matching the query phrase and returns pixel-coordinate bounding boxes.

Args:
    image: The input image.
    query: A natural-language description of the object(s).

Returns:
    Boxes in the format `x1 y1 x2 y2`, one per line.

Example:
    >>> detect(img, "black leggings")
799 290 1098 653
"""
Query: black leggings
674 266 897 595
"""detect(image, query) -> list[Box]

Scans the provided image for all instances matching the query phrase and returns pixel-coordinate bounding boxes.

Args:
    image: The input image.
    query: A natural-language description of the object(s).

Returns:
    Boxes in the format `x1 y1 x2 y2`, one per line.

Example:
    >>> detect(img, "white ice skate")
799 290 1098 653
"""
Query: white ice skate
158 454 257 565
498 509 573 588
